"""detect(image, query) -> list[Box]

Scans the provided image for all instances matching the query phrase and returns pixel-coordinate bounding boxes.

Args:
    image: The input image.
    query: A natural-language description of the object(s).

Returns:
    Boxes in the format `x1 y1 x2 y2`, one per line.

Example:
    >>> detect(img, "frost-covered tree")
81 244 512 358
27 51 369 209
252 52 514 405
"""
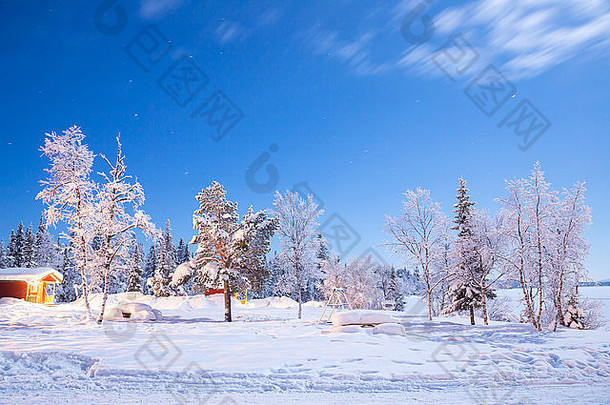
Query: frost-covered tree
344 255 383 309
273 191 324 319
387 266 404 311
7 223 26 268
307 233 330 301
322 254 383 309
33 214 60 268
126 241 145 293
499 163 591 331
385 188 448 320
320 252 345 298
37 126 97 318
0 239 8 268
175 238 190 266
143 245 157 295
445 178 501 325
56 243 80 302
185 181 277 321
547 182 590 330
91 136 155 323
526 162 556 330
148 220 176 297
447 177 481 325
498 177 538 327
447 209 501 325
23 224 35 268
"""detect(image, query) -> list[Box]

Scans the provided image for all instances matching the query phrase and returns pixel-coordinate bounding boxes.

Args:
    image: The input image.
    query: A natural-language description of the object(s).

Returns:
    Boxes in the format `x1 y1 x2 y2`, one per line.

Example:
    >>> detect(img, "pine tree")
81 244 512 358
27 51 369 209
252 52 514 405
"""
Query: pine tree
448 177 482 325
175 238 190 266
143 245 157 295
0 240 5 268
188 181 277 321
7 222 26 267
23 224 35 268
127 242 144 293
388 267 404 311
147 220 176 297
33 214 59 268
57 245 77 302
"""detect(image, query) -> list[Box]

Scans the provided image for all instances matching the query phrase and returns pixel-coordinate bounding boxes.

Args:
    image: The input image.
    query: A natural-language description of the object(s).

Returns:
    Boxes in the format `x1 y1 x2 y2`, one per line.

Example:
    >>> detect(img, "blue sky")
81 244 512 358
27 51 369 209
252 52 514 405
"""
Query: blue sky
0 0 609 279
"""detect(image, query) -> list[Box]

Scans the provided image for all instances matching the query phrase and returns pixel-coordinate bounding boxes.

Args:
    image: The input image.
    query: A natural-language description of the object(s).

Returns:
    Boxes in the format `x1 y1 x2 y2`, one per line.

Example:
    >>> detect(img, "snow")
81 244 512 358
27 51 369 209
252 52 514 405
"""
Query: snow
0 287 609 404
372 323 406 336
0 267 63 282
104 302 163 321
331 310 397 326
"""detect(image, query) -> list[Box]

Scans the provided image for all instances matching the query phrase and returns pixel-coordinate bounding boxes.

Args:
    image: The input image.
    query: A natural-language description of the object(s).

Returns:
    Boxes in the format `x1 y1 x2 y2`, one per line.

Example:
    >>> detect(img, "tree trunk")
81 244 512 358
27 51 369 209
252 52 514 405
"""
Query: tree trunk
469 304 475 325
481 289 488 326
224 279 232 322
97 264 110 324
298 288 302 319
427 290 432 321
79 260 92 319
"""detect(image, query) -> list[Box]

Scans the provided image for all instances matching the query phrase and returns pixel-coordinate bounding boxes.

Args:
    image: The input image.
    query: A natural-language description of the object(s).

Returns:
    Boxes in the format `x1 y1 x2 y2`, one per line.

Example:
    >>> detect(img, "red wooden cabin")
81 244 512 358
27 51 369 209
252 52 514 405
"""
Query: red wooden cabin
0 268 63 304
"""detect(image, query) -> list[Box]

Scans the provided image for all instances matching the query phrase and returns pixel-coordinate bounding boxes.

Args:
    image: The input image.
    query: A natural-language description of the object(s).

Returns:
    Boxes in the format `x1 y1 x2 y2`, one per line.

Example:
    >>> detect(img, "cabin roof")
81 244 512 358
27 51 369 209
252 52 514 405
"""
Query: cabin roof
0 267 63 283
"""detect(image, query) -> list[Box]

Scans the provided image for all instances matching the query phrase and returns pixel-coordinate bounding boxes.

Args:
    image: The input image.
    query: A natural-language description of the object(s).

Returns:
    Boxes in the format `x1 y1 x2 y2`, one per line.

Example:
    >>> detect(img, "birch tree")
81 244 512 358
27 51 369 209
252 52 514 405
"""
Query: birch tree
273 191 323 319
93 136 155 323
385 188 448 321
38 126 97 318
548 182 591 330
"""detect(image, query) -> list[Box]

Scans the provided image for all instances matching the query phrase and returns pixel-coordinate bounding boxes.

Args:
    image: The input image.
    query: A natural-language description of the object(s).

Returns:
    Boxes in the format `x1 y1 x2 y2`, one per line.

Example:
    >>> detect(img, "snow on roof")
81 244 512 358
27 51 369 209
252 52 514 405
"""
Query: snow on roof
0 267 63 283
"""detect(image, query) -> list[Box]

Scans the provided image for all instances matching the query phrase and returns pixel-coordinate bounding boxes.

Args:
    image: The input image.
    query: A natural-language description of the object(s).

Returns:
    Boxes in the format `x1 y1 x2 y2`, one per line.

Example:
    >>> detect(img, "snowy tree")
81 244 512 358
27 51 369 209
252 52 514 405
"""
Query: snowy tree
37 126 97 318
320 253 345 299
498 162 591 331
23 224 35 268
385 188 448 320
446 177 481 325
273 190 324 319
387 266 404 311
307 233 330 301
148 220 176 297
322 254 382 310
0 239 8 268
126 241 145 293
526 162 556 330
547 182 591 330
7 222 26 267
33 214 60 268
447 209 502 325
143 245 157 295
175 238 190 266
91 136 155 323
498 177 539 327
187 181 277 321
56 243 80 302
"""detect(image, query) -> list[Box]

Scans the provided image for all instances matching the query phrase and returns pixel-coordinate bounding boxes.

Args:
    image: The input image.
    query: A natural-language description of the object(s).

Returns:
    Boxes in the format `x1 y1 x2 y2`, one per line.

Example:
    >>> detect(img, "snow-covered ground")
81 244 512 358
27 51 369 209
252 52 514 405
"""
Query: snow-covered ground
1 288 609 404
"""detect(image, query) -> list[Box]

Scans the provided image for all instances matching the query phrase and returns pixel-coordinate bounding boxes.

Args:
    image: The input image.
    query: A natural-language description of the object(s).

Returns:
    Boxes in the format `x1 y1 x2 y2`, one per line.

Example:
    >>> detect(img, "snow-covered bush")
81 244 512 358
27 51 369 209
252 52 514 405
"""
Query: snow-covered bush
563 296 605 330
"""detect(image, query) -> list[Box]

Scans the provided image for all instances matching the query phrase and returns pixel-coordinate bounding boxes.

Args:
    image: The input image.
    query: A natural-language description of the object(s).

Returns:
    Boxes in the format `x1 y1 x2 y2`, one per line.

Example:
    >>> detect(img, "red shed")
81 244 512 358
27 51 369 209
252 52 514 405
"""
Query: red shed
0 267 63 304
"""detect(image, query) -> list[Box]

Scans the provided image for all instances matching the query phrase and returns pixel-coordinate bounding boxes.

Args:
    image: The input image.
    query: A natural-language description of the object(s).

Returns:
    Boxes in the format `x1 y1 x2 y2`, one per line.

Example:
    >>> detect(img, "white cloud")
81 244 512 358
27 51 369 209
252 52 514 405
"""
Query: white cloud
303 0 610 80
139 0 183 20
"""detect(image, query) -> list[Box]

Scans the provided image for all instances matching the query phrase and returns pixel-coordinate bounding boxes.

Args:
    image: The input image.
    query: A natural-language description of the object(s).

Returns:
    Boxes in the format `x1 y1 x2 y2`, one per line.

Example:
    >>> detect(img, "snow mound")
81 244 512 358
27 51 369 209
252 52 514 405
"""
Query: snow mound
304 301 325 308
372 323 406 336
244 296 298 309
327 325 362 334
105 302 162 321
331 310 397 326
